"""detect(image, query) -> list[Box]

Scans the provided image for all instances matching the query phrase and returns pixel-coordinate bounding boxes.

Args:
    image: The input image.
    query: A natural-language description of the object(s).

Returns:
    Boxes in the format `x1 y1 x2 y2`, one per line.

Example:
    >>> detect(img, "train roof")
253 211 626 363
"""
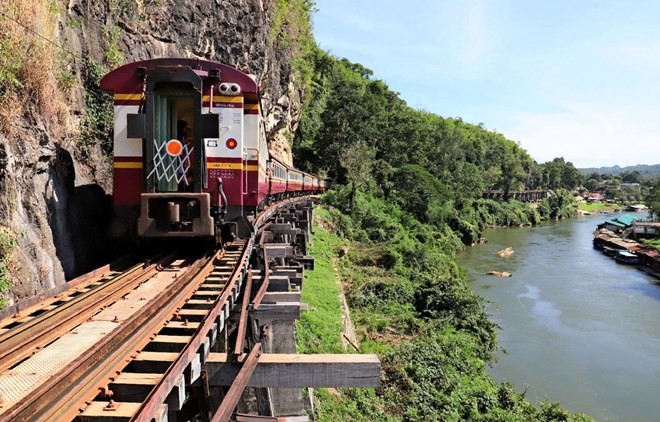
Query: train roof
100 58 258 96
269 156 302 173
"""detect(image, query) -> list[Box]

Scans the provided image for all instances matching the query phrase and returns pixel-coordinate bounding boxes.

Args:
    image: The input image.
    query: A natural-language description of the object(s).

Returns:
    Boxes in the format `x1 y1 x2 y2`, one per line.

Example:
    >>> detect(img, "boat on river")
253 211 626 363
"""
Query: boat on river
602 246 625 257
614 250 640 265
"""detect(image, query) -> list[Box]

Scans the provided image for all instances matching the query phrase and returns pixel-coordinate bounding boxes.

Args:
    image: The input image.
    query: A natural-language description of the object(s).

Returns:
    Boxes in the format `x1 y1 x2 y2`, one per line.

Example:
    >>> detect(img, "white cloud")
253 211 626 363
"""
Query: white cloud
504 103 660 167
313 0 660 168
459 1 489 66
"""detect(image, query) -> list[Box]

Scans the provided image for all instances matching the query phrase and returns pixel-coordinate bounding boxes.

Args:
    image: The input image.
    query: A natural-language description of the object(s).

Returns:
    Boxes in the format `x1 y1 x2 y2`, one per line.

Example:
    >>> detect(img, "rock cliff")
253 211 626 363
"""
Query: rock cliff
0 0 306 307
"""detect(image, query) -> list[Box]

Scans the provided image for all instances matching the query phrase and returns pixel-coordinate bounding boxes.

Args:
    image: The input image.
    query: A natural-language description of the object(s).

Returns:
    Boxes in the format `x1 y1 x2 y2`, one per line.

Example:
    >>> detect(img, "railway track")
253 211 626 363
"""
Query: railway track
0 198 380 421
0 238 250 421
0 252 174 371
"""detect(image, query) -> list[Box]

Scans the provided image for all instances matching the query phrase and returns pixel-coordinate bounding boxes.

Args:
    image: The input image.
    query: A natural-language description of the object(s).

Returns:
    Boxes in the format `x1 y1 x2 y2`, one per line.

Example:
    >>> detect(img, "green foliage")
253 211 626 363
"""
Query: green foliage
644 179 660 219
296 211 346 354
578 202 618 213
80 59 114 157
65 17 81 28
640 238 660 249
0 37 24 98
391 164 452 224
270 0 317 106
102 25 124 68
535 157 584 191
0 228 18 309
295 42 590 421
381 328 501 421
55 52 77 92
538 189 578 220
109 0 131 16
413 279 497 357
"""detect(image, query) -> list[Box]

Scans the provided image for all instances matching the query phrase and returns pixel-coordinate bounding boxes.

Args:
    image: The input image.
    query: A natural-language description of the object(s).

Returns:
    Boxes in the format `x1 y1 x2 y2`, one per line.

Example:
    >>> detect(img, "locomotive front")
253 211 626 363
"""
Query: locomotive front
101 58 262 244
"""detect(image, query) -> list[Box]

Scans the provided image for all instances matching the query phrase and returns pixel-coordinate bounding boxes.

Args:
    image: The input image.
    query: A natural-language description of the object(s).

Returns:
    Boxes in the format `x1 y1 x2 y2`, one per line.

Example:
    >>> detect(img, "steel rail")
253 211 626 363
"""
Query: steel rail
0 253 138 321
253 197 310 230
250 197 309 308
233 270 253 355
2 196 314 422
0 250 216 422
0 252 175 371
251 231 270 309
132 238 253 421
212 344 261 422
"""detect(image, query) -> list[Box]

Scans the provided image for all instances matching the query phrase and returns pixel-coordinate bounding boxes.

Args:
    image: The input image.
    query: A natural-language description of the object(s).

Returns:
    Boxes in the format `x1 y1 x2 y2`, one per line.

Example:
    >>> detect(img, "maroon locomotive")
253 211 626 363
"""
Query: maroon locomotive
100 58 325 244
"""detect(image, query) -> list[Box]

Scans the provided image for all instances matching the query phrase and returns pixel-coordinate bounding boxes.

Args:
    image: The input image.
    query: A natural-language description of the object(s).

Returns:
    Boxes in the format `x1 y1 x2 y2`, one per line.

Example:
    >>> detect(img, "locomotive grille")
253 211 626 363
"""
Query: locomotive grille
147 139 194 186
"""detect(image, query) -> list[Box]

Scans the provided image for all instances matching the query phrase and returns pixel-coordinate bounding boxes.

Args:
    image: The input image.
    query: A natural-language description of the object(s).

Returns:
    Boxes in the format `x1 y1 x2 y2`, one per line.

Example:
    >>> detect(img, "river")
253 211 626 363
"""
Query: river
457 213 660 421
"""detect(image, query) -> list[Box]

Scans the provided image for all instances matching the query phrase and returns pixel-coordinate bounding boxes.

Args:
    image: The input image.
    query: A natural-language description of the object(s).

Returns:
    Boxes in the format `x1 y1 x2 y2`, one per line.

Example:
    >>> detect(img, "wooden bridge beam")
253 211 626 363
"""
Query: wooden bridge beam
203 353 380 388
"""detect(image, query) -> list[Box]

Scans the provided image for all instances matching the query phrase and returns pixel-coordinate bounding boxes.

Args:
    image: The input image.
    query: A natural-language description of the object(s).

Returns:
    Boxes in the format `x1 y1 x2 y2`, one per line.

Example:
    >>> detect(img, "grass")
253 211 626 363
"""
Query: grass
295 208 346 354
0 227 18 309
0 0 70 137
640 238 660 249
296 208 391 421
578 202 624 213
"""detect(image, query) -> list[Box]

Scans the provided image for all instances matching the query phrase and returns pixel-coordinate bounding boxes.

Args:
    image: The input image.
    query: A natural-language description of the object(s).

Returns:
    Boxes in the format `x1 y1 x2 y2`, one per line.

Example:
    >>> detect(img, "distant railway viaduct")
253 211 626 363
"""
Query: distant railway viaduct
482 190 550 202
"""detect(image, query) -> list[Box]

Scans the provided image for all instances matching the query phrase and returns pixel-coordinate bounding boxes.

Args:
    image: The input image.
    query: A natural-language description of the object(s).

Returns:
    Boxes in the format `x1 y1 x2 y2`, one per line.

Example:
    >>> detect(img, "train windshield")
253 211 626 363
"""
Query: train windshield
153 90 195 192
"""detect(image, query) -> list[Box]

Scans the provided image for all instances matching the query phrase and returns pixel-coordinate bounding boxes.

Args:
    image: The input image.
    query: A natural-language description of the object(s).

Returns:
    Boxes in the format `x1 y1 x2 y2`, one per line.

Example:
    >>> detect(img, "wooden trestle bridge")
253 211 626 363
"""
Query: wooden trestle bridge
0 197 380 422
482 190 550 202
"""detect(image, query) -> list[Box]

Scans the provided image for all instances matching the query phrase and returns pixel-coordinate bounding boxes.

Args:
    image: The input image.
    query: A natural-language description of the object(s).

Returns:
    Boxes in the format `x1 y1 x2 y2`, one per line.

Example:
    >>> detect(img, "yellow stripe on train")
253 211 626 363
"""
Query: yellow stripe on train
202 95 244 103
115 161 266 173
113 162 143 169
208 163 260 171
114 93 142 101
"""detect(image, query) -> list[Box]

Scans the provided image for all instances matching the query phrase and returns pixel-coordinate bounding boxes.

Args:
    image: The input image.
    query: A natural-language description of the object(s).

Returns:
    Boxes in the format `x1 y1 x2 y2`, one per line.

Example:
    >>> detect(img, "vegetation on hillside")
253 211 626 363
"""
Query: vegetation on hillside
582 170 658 205
0 227 19 309
579 164 660 177
644 179 660 219
299 208 591 421
0 0 72 136
295 52 577 239
293 45 587 419
270 0 317 102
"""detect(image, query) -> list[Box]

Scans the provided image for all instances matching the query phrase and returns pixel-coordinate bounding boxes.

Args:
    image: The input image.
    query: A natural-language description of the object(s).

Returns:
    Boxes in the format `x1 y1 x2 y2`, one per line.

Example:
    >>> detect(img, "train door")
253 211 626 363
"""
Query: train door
242 149 249 196
152 91 195 193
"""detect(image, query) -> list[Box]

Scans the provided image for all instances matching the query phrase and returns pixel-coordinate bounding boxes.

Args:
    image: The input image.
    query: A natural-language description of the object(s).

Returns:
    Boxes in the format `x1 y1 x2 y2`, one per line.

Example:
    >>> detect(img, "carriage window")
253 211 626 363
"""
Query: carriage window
153 91 194 192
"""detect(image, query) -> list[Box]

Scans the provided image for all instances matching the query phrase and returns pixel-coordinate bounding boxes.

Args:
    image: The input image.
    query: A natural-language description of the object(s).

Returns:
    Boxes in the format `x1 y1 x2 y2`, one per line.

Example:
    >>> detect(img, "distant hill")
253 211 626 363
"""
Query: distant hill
579 164 660 176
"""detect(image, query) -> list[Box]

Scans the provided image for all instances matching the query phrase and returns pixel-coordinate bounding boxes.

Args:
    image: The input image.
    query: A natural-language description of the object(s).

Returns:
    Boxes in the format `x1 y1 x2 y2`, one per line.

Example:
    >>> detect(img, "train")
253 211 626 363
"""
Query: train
100 58 326 244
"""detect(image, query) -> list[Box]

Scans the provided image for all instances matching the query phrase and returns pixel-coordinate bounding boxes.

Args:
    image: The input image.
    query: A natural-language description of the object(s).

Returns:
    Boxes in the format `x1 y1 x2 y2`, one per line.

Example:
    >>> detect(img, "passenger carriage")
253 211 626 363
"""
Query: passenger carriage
100 58 321 244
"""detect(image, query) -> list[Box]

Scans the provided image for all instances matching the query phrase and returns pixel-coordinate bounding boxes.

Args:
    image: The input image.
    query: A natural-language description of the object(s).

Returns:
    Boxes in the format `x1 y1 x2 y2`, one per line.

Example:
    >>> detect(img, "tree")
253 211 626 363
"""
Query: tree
621 170 641 183
339 140 375 209
499 144 528 197
544 189 577 220
391 164 451 224
584 178 599 192
644 179 660 219
561 161 584 190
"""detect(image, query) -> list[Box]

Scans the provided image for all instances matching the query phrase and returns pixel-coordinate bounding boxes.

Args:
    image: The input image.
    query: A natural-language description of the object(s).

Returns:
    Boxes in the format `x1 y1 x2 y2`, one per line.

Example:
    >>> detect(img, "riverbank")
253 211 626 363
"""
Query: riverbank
577 202 624 214
300 208 592 421
593 229 660 279
458 215 660 421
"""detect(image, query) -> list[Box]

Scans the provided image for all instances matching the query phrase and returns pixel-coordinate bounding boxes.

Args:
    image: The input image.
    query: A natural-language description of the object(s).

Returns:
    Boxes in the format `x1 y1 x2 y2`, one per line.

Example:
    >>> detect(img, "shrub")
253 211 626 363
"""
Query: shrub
0 227 18 309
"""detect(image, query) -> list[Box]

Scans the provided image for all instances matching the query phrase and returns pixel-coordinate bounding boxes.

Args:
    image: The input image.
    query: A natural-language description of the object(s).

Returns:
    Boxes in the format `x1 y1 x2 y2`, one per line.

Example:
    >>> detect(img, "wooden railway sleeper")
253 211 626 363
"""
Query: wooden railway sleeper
0 249 217 422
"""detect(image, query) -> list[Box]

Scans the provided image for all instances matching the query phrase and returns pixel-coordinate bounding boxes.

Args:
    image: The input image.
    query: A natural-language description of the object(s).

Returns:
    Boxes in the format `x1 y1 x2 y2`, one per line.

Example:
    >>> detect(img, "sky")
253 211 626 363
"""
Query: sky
312 0 660 168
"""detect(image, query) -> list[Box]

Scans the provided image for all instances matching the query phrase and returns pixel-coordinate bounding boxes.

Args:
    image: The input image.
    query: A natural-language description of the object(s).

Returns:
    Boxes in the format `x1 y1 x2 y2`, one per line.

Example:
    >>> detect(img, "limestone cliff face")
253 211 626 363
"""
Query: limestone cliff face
0 0 303 307
64 0 299 163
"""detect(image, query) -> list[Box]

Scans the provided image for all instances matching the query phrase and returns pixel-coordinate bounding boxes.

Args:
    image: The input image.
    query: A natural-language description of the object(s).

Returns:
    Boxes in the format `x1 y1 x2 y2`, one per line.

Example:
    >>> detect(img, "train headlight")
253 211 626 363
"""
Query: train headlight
226 138 238 149
166 139 184 157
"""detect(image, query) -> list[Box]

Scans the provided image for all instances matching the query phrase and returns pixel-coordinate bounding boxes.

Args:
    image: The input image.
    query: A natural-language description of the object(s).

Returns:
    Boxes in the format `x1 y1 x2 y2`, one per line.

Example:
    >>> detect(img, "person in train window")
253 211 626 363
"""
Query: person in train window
176 120 195 191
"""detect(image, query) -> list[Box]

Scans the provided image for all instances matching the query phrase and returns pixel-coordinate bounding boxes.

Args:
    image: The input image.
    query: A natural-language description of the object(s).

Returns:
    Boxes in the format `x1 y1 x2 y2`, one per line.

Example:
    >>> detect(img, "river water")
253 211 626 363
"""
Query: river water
457 213 660 421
